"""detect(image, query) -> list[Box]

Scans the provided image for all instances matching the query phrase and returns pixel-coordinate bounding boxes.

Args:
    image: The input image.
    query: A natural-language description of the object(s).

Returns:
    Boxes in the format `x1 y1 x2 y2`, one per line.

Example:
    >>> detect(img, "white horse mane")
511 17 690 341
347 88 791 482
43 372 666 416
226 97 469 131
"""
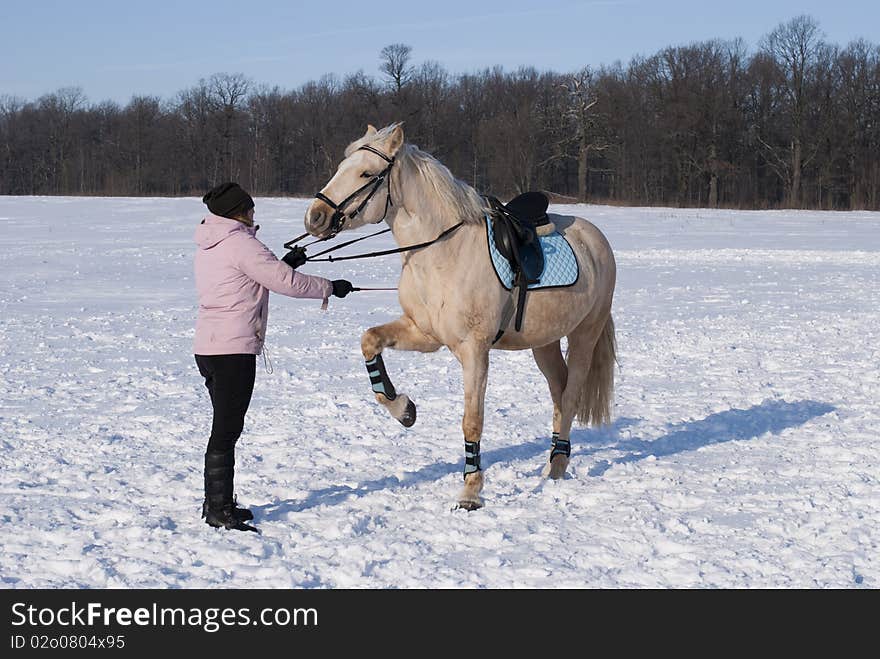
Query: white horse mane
346 124 488 225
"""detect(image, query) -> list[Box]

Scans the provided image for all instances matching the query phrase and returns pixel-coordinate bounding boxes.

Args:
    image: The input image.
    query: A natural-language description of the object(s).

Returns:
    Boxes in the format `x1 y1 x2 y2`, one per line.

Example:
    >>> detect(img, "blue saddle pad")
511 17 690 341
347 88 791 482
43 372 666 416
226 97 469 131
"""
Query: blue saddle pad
485 215 579 290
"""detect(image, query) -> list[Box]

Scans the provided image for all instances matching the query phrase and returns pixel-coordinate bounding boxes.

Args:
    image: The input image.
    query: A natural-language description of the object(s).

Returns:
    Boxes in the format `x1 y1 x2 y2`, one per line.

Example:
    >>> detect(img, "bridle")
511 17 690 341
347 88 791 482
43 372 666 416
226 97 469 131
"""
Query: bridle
314 144 395 238
283 142 465 263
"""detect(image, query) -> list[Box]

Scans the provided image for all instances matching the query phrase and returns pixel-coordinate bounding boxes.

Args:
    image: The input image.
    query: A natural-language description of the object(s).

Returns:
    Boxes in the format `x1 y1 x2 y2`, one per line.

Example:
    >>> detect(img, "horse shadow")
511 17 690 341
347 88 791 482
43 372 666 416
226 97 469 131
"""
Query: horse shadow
255 398 835 518
580 399 836 477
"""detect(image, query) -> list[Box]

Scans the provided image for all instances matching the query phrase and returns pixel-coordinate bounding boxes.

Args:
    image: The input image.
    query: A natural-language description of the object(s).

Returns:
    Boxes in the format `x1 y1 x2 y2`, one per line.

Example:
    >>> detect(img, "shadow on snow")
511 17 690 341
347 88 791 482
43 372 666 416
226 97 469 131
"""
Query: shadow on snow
582 399 836 476
256 398 835 517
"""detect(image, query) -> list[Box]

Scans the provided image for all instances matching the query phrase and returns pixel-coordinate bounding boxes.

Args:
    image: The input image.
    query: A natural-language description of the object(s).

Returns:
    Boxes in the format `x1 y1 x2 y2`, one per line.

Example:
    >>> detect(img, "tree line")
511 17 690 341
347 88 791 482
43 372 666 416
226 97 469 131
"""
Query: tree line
1 15 878 209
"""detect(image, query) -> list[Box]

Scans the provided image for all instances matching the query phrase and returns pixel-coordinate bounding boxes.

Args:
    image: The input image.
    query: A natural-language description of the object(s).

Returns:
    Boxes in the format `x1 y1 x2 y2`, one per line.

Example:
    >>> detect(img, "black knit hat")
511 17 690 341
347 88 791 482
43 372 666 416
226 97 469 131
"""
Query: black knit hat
202 182 254 219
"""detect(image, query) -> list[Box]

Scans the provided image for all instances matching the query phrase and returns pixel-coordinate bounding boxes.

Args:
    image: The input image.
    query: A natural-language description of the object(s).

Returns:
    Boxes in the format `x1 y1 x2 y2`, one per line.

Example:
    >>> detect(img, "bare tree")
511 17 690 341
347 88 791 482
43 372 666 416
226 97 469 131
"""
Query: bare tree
379 43 413 95
539 69 610 201
565 69 611 201
37 87 86 192
411 60 449 151
760 14 824 206
124 96 162 193
208 73 251 180
835 39 880 208
0 95 24 192
177 80 217 189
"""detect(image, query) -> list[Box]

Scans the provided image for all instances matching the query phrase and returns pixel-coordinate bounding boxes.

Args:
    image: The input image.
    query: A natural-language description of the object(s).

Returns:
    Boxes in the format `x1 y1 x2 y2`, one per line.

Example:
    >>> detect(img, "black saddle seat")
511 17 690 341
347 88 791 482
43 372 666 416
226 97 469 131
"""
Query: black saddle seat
486 194 546 286
505 191 550 227
486 192 550 334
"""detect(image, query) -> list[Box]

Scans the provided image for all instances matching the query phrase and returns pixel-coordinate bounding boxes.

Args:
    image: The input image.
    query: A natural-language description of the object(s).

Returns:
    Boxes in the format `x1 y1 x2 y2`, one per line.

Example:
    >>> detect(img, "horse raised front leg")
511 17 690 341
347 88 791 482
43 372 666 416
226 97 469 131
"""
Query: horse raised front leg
452 342 489 510
361 316 441 427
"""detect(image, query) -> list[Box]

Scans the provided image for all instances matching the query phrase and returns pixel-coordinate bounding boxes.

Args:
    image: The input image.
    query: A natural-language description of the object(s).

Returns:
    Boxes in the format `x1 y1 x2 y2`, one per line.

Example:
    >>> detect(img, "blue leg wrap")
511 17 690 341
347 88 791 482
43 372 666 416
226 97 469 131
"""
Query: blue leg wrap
365 354 397 401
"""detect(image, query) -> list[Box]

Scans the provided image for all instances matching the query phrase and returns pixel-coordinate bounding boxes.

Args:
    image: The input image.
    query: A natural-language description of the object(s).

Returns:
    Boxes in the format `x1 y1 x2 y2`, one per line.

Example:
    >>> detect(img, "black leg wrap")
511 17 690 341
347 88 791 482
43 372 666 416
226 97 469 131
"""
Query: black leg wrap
464 441 481 479
550 433 571 460
365 354 397 400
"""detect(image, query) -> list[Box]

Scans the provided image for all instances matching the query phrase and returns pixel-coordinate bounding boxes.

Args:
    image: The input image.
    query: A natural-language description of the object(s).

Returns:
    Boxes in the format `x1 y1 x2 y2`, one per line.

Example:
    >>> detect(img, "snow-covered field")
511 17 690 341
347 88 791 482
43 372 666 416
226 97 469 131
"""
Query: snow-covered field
1 196 878 588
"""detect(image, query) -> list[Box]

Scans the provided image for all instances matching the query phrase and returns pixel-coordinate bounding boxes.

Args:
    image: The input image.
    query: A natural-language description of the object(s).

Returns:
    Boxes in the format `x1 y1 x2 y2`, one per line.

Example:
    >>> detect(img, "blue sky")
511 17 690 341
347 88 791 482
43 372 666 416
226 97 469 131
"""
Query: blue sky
2 0 878 103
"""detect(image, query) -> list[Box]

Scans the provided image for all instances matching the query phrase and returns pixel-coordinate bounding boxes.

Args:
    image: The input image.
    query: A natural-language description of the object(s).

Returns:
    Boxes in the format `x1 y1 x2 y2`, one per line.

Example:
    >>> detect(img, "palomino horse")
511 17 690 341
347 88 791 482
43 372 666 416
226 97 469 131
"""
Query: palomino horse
305 123 616 509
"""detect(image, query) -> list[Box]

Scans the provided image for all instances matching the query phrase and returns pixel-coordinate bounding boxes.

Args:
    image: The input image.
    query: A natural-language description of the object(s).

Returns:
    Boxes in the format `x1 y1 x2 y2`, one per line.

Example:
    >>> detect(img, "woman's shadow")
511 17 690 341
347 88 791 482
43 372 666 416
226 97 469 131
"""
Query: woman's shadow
255 398 835 518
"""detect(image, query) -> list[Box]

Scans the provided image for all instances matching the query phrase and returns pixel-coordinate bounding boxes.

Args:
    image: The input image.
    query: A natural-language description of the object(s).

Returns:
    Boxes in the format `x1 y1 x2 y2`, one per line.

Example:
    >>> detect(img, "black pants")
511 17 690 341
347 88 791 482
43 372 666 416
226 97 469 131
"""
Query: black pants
194 354 256 452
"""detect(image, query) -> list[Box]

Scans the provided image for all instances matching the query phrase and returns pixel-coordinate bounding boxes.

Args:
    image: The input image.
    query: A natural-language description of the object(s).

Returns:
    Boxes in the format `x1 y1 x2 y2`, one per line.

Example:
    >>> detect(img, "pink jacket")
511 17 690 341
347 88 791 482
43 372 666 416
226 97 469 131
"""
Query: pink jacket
193 213 332 355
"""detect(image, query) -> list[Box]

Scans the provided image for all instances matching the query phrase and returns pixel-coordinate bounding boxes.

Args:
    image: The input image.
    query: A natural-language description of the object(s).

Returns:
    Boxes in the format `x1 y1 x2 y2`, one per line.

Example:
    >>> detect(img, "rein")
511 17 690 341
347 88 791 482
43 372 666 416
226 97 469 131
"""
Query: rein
305 222 464 262
284 225 392 253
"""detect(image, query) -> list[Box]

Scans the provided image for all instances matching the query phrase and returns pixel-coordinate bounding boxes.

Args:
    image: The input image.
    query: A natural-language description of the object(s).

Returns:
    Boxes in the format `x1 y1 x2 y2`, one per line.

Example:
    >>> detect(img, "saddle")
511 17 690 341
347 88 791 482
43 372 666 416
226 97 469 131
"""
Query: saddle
486 191 551 336
505 191 551 228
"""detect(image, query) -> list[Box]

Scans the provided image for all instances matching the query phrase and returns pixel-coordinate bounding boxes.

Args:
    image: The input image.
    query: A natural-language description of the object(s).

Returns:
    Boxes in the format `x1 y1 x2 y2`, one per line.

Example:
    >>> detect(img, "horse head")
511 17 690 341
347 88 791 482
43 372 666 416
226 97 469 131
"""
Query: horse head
305 123 405 238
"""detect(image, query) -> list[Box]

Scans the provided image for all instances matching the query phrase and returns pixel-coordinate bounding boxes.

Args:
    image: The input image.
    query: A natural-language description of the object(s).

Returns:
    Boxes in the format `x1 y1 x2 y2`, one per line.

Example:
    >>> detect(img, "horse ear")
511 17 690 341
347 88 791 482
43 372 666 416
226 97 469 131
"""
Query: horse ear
387 123 404 154
365 124 377 136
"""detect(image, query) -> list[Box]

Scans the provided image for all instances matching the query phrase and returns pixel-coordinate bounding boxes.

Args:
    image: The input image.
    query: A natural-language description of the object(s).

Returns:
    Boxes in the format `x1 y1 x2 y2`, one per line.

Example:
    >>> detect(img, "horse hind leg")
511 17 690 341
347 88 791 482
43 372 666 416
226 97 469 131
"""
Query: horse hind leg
361 316 441 427
532 341 569 479
546 313 616 479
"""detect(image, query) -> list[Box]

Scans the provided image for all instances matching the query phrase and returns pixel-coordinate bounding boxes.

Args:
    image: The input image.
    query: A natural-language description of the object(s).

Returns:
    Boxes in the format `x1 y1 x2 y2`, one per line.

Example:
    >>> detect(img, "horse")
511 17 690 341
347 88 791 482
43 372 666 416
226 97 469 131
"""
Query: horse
304 123 617 510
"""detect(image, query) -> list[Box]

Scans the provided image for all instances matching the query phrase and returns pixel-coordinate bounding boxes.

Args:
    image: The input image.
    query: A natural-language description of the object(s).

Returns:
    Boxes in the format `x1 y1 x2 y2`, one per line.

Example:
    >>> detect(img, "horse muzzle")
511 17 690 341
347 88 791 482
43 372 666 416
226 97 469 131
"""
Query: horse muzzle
305 199 335 237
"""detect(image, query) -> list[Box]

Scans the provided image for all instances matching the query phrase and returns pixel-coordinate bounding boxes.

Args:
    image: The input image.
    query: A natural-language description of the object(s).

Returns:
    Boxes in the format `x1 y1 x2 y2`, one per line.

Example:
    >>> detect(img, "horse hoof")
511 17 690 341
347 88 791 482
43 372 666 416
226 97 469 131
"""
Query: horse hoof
543 455 569 480
398 399 417 427
455 498 483 511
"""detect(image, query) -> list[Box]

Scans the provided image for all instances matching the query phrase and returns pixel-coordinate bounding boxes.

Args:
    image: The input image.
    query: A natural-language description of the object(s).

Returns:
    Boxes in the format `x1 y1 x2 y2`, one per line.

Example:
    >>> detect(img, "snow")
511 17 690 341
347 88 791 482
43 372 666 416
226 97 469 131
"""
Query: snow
1 196 878 588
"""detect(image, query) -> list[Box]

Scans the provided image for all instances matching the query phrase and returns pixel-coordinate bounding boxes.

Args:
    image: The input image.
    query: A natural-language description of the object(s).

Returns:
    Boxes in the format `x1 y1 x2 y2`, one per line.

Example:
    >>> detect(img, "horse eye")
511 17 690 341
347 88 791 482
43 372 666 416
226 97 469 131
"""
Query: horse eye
361 171 372 178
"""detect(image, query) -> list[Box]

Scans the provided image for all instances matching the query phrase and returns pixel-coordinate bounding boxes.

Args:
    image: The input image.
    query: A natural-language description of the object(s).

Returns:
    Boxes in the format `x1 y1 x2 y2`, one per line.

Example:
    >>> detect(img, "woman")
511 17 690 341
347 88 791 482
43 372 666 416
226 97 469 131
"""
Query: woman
193 182 352 532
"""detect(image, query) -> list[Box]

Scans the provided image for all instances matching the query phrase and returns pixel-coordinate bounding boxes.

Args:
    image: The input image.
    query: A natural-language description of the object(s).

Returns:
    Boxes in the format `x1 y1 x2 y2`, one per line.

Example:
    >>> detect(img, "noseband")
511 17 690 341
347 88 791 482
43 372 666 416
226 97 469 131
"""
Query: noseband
314 145 395 237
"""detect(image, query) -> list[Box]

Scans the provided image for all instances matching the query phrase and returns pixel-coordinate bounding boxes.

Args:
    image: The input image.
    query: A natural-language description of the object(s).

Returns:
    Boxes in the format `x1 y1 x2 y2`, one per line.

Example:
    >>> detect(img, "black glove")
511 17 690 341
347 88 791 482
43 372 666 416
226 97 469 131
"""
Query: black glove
331 279 353 298
282 246 307 269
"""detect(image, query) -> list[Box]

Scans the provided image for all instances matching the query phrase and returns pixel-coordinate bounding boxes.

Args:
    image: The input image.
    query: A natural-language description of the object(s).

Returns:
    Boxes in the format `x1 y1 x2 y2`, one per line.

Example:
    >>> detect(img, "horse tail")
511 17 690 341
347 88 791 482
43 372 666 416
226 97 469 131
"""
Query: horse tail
575 314 617 426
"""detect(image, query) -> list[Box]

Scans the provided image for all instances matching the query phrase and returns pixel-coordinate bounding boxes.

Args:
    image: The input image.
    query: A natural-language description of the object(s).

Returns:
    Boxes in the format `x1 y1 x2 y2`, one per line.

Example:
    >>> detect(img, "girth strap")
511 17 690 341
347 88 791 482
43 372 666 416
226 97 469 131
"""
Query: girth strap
492 294 516 345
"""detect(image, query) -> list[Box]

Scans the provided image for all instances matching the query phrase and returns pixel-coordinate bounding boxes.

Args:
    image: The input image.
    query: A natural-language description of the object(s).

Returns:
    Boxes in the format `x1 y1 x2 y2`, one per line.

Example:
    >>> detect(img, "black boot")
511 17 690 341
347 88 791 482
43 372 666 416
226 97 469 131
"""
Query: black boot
202 449 258 532
202 496 254 522
204 448 254 520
